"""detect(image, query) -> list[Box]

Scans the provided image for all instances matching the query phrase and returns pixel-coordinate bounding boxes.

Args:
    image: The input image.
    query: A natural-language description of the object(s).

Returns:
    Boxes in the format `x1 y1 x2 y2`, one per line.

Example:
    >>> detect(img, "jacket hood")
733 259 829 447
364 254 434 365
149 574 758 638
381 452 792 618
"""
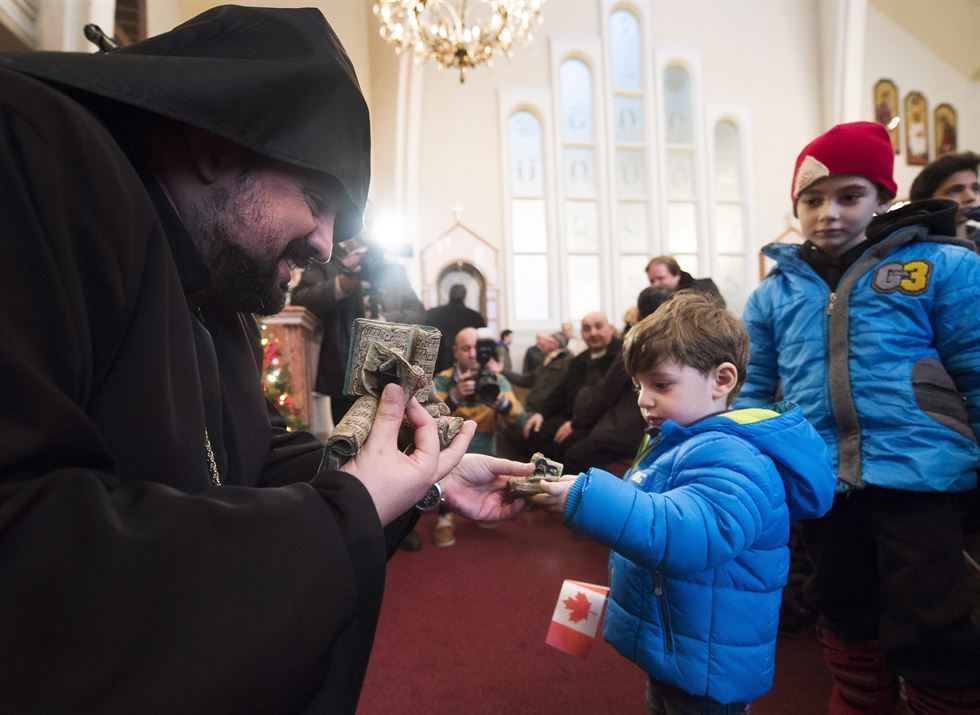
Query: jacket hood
866 198 958 242
0 5 370 241
660 402 835 519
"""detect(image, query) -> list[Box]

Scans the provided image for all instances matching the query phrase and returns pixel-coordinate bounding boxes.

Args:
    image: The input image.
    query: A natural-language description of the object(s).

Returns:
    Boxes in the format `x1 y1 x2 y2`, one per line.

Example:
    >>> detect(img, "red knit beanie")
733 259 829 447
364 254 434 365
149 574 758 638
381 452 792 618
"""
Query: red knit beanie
791 122 897 208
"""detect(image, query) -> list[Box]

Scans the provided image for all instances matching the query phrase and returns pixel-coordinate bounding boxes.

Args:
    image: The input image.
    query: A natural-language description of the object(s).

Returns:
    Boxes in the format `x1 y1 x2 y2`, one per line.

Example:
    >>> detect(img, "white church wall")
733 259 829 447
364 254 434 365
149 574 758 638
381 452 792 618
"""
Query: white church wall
640 0 824 257
410 0 825 326
141 0 977 327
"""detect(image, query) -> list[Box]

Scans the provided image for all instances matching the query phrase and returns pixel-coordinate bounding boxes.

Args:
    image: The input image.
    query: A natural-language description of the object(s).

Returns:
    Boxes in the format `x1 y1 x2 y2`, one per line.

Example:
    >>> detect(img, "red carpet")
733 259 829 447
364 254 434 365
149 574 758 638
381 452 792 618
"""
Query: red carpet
358 510 830 714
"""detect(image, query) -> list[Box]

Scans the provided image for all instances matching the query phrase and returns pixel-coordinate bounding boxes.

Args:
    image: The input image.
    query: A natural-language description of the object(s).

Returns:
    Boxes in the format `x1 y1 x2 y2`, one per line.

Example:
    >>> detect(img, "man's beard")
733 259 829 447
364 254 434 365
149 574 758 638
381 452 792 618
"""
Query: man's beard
195 179 297 316
199 203 288 316
210 235 287 316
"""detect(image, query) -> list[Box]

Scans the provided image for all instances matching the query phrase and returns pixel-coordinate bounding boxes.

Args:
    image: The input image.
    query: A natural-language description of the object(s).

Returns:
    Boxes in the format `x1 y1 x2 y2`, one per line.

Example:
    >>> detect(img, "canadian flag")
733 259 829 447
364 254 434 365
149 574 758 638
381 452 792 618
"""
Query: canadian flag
545 579 610 659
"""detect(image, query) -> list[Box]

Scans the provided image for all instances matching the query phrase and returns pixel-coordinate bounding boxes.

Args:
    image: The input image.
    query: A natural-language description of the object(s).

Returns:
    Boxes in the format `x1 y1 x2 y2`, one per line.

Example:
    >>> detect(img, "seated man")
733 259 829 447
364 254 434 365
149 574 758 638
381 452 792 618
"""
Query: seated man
646 255 726 307
909 151 980 248
432 328 524 546
505 331 565 388
520 332 573 414
520 335 546 377
524 312 620 461
562 287 673 475
495 331 571 461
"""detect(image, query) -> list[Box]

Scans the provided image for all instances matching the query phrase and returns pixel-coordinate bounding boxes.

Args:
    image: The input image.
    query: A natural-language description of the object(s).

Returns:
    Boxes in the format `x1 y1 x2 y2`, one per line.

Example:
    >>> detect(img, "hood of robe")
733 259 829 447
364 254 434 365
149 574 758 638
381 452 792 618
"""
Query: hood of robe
0 4 370 241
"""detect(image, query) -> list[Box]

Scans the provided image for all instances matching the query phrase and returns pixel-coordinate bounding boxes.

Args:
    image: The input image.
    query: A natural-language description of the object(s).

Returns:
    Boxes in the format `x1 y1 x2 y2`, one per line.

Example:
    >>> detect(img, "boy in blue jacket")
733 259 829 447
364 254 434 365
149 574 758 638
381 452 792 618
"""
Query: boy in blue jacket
737 122 980 713
536 292 835 713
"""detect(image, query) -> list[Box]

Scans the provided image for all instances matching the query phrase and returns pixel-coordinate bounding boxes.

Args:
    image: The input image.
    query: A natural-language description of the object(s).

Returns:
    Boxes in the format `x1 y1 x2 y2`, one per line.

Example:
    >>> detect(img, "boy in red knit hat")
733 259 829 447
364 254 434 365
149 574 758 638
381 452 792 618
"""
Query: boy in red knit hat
737 121 980 714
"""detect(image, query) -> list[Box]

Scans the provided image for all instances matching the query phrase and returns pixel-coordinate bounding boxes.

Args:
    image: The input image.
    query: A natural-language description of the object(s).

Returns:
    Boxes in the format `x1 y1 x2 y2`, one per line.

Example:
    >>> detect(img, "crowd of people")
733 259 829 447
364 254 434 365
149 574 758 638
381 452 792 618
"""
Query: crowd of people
2 5 978 714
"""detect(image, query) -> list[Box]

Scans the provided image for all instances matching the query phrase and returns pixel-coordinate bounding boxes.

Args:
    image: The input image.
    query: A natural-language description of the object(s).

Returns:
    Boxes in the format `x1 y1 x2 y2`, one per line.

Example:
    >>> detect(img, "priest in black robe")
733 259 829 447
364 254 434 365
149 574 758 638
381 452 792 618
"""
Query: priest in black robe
0 6 530 712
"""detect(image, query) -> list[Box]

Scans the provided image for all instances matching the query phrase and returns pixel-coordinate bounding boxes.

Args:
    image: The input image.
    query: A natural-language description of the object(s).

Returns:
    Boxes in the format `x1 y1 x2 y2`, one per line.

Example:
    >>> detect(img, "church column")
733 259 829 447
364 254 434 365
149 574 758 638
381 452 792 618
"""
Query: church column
818 0 868 127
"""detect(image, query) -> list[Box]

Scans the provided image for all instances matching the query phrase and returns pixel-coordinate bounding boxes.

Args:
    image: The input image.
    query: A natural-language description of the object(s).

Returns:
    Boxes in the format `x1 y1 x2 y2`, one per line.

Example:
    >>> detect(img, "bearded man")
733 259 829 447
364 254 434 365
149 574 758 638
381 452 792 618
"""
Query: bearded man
523 312 622 459
0 6 530 711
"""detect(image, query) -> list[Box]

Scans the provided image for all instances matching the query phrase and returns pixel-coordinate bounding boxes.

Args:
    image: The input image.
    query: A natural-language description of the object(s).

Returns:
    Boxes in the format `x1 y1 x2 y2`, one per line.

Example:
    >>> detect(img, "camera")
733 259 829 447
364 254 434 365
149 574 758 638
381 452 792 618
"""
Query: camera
468 336 501 405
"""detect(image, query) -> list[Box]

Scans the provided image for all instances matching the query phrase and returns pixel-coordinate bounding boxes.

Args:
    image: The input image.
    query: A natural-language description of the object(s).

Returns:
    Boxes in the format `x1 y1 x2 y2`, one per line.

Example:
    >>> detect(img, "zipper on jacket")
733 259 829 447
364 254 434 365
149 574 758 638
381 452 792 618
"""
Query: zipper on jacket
632 431 665 472
826 292 836 315
654 569 673 652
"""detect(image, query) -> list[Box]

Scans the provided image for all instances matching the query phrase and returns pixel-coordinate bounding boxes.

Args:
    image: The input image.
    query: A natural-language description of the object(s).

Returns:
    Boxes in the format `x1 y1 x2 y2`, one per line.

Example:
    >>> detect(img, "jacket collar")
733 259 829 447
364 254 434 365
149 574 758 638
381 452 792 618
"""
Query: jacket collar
763 198 970 274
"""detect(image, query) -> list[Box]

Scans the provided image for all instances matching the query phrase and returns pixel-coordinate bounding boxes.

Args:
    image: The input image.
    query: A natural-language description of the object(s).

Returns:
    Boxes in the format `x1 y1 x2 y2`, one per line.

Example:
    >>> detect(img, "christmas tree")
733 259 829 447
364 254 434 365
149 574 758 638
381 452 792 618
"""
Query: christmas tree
259 323 308 432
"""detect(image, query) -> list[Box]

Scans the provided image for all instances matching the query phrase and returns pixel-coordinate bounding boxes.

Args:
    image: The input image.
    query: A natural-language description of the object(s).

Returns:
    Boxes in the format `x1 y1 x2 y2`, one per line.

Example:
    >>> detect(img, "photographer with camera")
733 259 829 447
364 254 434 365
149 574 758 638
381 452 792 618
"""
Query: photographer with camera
292 238 369 425
355 240 426 325
293 236 425 426
431 328 525 546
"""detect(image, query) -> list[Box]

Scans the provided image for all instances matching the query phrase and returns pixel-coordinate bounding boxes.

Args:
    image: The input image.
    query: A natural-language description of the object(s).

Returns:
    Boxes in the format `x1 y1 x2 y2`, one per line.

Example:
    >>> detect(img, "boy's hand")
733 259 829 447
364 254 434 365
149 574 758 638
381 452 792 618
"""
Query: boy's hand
530 475 576 514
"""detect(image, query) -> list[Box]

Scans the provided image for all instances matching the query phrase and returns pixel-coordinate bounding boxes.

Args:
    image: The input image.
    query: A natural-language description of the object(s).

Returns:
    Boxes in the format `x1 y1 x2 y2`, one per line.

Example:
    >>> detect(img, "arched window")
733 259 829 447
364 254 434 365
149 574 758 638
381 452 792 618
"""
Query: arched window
662 64 699 277
609 9 641 91
712 119 749 310
559 58 601 321
608 8 650 321
501 32 754 326
507 110 550 321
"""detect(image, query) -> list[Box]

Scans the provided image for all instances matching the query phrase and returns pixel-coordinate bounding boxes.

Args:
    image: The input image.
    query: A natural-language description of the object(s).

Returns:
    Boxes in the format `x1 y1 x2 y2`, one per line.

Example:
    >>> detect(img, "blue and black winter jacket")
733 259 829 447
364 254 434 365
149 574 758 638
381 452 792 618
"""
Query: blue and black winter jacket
737 201 980 492
564 403 835 704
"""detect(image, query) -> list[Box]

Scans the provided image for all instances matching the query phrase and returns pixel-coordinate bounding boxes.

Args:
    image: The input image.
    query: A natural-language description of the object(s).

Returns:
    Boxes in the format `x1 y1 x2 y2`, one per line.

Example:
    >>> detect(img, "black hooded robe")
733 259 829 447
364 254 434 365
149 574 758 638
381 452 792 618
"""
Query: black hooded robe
0 7 410 712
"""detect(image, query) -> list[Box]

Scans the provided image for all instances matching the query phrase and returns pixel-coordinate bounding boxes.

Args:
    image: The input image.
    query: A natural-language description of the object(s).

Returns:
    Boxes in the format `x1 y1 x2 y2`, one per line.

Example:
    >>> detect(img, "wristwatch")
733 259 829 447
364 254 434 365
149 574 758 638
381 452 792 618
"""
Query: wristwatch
415 481 445 511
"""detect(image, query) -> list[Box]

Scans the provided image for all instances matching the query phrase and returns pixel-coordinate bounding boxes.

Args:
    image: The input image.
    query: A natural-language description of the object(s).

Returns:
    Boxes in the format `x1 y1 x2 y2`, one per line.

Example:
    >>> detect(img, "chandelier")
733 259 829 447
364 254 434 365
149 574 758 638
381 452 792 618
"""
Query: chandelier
373 0 544 83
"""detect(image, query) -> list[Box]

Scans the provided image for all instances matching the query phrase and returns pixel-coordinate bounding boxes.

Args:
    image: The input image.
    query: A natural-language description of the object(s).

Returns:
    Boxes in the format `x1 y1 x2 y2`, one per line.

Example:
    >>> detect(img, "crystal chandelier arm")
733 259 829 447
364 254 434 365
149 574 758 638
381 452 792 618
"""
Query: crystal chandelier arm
423 1 464 37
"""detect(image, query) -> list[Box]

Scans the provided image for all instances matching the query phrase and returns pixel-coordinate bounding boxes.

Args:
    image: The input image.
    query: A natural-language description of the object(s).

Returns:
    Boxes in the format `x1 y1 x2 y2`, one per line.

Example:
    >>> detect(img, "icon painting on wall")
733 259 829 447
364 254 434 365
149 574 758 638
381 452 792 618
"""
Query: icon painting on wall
934 103 957 157
874 79 900 153
904 92 928 166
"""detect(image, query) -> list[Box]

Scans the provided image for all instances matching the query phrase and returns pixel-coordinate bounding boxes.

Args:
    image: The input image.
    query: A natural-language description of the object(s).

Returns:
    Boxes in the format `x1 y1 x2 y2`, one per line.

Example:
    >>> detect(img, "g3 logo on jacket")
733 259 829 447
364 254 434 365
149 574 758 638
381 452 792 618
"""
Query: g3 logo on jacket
871 260 932 296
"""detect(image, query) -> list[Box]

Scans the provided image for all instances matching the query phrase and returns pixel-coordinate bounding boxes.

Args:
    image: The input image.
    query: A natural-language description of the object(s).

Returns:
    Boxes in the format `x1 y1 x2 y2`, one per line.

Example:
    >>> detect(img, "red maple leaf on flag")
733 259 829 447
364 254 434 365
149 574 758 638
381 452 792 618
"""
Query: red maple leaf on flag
563 591 593 623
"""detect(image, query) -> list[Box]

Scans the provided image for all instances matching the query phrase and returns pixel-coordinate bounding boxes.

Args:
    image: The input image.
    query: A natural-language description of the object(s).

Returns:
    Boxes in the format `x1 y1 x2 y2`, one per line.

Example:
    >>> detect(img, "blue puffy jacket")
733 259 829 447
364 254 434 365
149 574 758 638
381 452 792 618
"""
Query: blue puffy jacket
564 403 835 704
737 202 980 492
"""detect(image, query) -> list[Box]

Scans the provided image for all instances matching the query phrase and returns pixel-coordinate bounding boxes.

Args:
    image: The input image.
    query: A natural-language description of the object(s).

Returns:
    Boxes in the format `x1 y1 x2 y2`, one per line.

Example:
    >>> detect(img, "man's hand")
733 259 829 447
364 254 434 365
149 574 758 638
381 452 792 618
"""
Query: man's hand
491 389 511 412
334 243 366 295
442 454 535 521
450 370 477 404
343 384 475 525
485 356 503 375
554 419 574 444
523 412 544 439
530 475 577 514
336 271 360 296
